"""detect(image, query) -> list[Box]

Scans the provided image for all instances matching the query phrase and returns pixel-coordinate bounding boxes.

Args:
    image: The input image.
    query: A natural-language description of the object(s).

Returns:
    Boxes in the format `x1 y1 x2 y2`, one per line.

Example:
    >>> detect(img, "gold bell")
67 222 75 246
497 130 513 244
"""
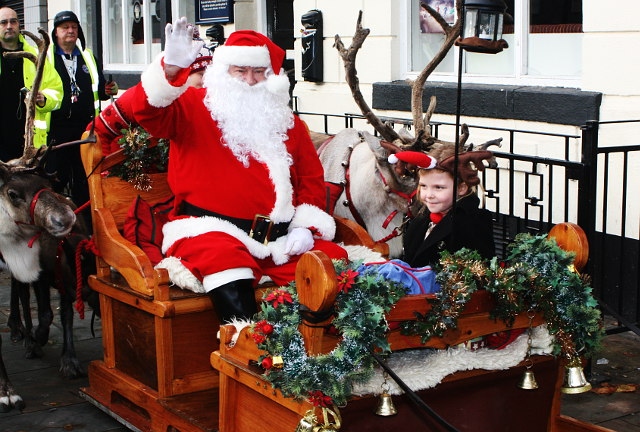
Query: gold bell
375 392 398 416
518 369 539 390
561 359 592 394
295 410 317 432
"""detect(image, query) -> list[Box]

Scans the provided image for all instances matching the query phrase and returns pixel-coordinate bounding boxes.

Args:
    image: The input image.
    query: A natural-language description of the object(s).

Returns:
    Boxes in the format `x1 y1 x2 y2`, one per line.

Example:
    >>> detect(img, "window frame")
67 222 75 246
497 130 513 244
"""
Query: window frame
406 0 582 89
100 0 165 72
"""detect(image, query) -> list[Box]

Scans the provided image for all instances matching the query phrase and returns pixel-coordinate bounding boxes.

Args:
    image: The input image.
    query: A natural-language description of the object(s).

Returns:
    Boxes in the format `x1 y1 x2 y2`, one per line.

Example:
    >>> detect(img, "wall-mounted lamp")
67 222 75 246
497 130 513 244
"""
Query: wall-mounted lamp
456 0 508 54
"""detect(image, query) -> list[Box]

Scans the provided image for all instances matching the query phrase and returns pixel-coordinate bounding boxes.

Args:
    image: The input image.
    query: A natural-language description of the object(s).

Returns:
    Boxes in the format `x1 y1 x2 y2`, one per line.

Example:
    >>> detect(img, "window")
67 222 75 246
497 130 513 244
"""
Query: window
102 0 165 69
410 0 583 86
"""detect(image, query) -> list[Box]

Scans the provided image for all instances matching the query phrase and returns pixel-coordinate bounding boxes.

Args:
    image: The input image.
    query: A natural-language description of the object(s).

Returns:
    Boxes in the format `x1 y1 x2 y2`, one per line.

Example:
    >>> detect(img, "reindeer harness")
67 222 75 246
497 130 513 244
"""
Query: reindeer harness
337 133 416 245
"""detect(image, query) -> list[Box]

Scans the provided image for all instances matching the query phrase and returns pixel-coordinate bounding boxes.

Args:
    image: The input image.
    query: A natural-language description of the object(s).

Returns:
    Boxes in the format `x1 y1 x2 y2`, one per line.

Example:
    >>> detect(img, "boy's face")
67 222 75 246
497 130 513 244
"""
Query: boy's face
417 169 468 215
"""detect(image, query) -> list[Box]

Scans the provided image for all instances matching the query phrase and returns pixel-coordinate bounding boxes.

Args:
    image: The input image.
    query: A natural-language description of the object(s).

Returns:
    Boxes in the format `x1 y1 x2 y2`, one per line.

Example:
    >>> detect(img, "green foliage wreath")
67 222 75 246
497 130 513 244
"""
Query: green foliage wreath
251 259 406 407
108 126 169 191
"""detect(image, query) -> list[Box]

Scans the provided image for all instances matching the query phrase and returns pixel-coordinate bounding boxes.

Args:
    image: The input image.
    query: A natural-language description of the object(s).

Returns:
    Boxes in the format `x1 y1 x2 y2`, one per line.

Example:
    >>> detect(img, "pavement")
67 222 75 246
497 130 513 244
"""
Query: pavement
0 271 638 432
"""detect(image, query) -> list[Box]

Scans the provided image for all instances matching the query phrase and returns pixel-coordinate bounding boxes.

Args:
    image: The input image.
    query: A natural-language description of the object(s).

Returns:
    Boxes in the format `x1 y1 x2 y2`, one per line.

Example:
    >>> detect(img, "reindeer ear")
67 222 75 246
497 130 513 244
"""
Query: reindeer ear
0 163 12 184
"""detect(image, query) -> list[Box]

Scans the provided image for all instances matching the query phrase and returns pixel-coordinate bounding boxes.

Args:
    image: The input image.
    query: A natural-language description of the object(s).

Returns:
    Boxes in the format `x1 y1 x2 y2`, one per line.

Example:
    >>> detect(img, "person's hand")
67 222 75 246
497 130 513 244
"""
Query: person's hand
163 17 204 68
105 81 119 96
34 91 46 108
285 227 314 256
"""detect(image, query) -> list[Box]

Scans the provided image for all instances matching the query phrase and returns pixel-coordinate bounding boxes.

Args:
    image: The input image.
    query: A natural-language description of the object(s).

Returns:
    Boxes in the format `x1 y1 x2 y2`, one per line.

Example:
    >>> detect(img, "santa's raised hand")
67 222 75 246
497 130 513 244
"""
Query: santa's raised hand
163 17 204 69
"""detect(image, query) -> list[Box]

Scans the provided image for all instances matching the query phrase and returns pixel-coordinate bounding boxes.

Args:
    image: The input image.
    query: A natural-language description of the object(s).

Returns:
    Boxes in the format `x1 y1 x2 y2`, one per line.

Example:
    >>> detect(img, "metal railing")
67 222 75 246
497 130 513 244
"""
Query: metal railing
296 108 640 333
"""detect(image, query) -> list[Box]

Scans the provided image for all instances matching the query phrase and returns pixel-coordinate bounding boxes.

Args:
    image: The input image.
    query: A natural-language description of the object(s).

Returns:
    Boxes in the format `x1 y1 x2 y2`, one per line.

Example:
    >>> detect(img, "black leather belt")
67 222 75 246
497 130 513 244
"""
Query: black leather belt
179 201 289 244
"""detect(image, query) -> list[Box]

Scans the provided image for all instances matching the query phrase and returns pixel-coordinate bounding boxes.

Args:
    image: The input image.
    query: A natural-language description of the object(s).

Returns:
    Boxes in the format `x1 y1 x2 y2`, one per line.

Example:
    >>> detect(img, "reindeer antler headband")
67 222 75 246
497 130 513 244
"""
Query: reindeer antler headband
389 149 493 186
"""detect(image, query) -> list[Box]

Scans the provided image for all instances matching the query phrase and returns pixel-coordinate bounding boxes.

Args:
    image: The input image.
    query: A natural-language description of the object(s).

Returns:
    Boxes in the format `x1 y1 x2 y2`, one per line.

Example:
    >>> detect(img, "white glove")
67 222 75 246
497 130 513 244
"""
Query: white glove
285 228 314 256
163 17 204 68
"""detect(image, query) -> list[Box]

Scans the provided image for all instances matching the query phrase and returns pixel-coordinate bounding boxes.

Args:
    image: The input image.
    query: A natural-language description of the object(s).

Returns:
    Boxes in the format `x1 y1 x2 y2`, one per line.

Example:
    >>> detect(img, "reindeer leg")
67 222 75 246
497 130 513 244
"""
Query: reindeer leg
0 335 25 412
57 282 84 379
7 278 28 342
32 279 53 349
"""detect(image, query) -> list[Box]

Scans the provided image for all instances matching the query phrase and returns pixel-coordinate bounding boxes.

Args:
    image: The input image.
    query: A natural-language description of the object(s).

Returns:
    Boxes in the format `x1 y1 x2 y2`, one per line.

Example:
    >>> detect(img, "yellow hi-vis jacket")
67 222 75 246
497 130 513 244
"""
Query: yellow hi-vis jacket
47 39 102 119
0 34 63 149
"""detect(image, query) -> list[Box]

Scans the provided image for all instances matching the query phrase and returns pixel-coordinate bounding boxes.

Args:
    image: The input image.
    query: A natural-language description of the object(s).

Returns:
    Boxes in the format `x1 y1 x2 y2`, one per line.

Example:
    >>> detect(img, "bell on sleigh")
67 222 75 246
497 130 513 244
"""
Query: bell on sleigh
561 357 592 394
518 368 539 390
375 373 398 416
375 392 398 416
295 410 317 432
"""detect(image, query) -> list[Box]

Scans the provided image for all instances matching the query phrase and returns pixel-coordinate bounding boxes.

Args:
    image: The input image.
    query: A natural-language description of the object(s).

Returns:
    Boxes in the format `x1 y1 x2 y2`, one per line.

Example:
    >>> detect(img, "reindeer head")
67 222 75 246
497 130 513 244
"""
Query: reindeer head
0 162 76 238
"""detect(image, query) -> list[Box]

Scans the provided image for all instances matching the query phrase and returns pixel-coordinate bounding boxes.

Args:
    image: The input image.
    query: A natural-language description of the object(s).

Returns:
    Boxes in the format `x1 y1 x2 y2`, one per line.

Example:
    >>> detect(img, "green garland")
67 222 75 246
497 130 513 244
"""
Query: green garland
400 233 603 358
488 233 603 357
251 259 406 407
108 126 169 191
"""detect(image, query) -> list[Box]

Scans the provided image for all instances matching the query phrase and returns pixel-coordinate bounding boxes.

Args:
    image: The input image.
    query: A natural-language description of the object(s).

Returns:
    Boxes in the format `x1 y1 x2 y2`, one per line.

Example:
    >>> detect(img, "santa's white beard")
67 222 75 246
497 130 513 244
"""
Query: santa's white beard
203 66 294 167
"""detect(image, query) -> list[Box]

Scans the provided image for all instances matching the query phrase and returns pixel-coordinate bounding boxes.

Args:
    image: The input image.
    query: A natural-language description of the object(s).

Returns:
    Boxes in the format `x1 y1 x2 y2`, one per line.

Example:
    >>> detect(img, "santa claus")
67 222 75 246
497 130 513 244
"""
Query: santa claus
131 18 347 323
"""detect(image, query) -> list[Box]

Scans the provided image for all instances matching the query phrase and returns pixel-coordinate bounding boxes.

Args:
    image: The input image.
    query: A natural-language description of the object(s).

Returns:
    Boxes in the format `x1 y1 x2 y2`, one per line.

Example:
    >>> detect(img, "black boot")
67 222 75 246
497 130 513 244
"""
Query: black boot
207 279 258 324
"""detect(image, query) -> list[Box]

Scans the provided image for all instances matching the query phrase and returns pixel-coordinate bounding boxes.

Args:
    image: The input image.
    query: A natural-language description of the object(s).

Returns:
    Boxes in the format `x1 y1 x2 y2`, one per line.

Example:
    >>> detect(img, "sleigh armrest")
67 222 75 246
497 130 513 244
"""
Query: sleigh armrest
81 134 172 298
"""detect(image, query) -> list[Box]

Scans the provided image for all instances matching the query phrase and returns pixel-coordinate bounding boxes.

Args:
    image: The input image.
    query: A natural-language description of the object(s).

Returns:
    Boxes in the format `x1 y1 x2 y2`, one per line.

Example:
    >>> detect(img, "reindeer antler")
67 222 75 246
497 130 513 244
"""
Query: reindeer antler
438 150 494 187
411 1 464 147
3 28 50 165
334 11 403 146
335 4 472 153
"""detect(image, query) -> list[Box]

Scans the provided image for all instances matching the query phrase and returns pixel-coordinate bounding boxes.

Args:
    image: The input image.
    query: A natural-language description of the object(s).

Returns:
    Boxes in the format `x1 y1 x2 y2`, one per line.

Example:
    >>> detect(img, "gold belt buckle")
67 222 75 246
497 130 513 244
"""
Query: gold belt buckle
250 214 274 244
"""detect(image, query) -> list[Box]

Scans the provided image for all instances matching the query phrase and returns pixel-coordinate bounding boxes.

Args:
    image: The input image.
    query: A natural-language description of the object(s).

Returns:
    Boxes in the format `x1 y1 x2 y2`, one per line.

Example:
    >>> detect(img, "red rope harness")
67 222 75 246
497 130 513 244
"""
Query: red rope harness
74 237 100 319
15 188 49 247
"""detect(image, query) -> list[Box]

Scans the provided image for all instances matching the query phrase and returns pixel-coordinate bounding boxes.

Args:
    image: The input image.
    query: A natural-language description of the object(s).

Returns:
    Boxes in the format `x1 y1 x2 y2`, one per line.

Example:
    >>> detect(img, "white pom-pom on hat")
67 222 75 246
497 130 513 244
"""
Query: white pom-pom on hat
388 151 437 169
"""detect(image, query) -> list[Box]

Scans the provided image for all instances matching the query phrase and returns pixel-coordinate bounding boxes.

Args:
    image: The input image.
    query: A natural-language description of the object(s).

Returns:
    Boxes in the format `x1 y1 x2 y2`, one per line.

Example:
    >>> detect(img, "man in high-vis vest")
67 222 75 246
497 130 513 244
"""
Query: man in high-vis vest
47 10 118 215
0 7 63 162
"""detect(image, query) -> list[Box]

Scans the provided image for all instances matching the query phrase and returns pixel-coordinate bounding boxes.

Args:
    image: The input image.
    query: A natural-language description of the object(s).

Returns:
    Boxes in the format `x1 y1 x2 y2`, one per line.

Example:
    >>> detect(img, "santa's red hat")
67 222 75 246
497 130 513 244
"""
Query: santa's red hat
213 30 289 95
388 151 437 169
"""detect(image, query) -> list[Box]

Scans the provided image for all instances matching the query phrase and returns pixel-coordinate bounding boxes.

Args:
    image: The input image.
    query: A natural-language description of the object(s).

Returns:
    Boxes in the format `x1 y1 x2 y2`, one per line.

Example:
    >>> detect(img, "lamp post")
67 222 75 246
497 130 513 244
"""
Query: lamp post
450 0 508 223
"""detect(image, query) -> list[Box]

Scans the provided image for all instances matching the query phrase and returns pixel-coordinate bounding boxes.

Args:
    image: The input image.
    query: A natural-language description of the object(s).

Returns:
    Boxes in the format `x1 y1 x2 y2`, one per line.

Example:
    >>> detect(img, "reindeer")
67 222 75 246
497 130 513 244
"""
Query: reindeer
318 6 500 258
0 28 95 412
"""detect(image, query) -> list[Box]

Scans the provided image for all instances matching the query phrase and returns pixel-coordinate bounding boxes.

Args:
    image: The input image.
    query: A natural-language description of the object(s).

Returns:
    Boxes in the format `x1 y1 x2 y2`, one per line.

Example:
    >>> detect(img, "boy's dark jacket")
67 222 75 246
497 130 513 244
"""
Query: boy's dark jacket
402 194 495 268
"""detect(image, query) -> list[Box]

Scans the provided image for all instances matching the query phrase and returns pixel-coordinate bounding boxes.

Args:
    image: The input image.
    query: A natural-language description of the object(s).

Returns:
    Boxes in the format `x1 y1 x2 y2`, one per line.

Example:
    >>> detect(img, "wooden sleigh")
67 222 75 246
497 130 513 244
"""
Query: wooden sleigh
79 136 610 432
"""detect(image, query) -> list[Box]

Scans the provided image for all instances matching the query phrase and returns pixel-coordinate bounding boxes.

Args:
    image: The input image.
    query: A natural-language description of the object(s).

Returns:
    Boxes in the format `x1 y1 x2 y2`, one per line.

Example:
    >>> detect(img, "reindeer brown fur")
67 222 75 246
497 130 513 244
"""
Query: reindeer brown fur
318 6 501 257
0 28 95 413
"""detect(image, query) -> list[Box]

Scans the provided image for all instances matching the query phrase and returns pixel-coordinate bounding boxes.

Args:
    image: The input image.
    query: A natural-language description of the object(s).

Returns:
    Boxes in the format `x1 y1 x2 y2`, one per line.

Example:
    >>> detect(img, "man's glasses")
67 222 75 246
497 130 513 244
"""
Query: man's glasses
0 18 19 26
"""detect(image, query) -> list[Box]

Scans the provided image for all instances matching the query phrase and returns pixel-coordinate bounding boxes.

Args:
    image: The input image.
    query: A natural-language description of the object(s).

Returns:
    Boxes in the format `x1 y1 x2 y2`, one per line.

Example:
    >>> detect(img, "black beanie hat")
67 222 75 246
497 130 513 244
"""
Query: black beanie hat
52 10 86 50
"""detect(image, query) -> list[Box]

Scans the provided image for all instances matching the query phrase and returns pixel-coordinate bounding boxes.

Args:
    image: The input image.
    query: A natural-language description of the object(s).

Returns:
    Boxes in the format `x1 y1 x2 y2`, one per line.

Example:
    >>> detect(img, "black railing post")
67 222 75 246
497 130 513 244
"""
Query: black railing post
579 120 599 278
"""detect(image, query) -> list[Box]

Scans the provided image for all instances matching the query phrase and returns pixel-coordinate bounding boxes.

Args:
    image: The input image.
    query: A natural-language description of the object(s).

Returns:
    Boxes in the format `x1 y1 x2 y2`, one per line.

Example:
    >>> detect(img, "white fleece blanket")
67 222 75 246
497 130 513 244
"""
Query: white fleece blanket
352 325 554 396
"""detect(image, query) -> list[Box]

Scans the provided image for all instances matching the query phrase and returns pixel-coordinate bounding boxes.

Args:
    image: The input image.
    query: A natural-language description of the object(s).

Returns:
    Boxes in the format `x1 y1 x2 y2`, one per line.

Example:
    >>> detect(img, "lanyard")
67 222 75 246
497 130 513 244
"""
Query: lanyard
61 54 80 103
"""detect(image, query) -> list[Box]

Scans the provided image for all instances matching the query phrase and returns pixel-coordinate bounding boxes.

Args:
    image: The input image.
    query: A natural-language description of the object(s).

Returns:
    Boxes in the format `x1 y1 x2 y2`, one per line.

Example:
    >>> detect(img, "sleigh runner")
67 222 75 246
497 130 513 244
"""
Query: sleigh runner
78 135 610 432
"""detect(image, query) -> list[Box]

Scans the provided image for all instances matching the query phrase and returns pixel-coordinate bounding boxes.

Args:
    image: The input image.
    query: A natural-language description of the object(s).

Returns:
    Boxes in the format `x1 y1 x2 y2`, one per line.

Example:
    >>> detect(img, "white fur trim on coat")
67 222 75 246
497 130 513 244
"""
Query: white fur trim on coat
156 256 204 293
161 216 293 266
290 204 336 240
141 54 189 108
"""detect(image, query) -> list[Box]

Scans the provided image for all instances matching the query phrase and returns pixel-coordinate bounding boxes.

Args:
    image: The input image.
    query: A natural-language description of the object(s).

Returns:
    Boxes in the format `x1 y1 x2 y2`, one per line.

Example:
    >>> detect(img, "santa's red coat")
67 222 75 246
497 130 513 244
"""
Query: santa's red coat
130 56 346 292
89 86 137 155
